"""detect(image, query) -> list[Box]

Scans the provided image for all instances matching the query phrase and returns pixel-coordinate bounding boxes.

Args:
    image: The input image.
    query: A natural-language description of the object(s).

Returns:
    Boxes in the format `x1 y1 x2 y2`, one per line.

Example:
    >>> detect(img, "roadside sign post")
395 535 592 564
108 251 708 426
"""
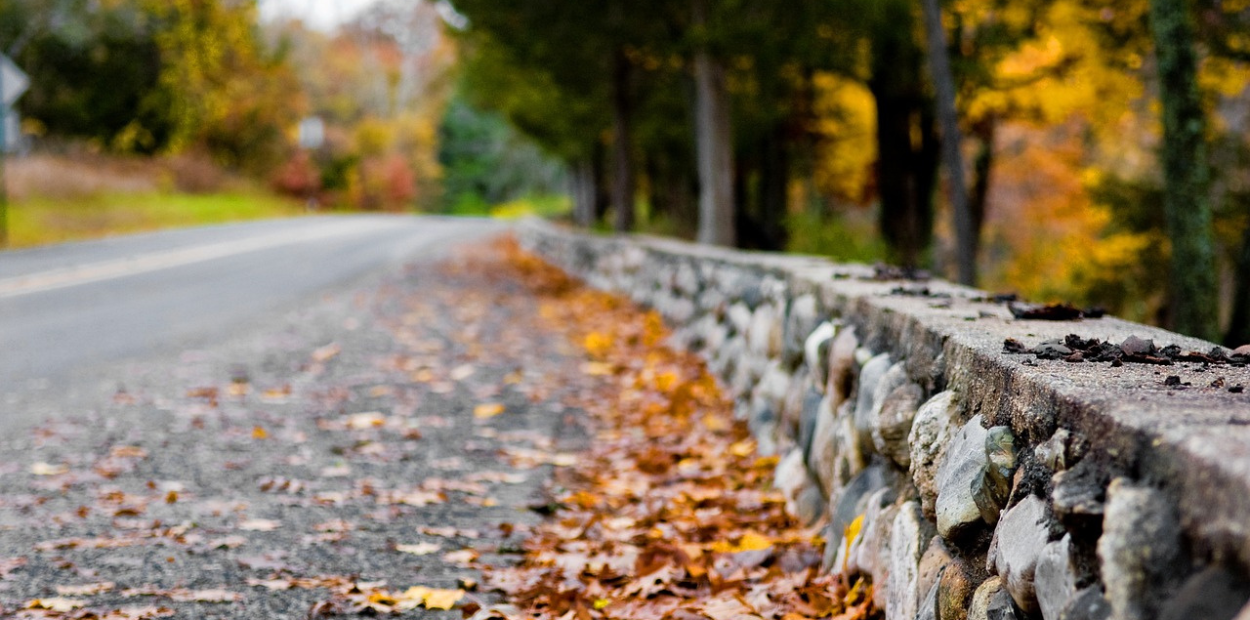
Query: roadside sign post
297 116 325 212
0 53 30 248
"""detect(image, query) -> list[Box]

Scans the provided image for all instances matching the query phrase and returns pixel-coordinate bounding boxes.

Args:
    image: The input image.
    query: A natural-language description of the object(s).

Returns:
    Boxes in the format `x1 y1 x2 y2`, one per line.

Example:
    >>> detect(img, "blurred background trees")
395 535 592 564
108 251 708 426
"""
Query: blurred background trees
2 0 1250 343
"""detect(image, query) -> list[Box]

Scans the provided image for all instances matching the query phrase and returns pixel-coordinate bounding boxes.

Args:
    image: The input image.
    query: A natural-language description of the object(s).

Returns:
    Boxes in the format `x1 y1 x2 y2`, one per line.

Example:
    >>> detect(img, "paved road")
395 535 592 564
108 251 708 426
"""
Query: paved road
0 229 592 618
0 215 502 399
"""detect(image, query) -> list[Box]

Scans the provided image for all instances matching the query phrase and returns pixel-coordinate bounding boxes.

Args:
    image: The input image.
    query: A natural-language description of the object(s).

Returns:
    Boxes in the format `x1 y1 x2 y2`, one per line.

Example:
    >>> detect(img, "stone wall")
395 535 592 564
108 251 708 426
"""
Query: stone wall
518 220 1250 620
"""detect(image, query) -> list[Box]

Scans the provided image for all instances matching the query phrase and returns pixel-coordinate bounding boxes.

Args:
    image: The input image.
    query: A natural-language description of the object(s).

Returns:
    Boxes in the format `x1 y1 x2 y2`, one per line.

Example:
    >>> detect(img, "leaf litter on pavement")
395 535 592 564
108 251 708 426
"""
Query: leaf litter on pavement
0 237 872 619
477 241 878 620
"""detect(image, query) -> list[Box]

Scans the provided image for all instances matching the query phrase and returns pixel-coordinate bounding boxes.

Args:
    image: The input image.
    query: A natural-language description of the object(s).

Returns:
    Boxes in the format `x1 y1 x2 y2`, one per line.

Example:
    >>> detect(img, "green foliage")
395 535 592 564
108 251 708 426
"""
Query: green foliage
783 210 888 264
437 93 567 212
10 190 301 248
1 0 301 173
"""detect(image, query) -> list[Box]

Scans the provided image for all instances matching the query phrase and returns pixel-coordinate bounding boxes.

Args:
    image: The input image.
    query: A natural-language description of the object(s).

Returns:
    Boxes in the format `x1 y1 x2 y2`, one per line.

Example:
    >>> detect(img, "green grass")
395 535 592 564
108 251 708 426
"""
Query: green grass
489 194 570 219
7 191 305 249
785 210 888 264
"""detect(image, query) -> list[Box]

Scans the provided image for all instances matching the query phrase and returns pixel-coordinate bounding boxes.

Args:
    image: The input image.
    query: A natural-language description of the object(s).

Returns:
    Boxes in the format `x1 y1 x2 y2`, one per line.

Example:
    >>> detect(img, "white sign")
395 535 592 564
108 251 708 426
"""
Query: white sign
3 110 19 153
0 54 29 107
298 116 324 150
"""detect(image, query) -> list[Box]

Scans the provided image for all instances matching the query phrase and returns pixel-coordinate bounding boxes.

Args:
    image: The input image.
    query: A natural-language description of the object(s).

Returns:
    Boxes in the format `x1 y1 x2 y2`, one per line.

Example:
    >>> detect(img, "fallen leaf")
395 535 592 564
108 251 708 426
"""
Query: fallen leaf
251 426 268 440
398 586 465 610
311 343 341 362
55 582 115 596
396 542 441 555
27 597 85 612
30 462 68 476
474 403 505 419
239 518 281 532
442 548 479 566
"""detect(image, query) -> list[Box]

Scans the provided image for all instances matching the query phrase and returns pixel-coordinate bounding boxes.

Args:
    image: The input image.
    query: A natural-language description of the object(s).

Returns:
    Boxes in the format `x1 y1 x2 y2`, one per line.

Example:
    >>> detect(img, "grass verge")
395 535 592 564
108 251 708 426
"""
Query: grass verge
6 191 304 249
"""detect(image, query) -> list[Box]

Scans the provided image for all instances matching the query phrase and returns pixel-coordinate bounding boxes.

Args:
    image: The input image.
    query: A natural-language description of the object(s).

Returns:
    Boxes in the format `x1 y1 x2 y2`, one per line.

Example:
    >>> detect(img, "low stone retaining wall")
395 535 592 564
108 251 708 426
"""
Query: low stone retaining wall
519 220 1250 620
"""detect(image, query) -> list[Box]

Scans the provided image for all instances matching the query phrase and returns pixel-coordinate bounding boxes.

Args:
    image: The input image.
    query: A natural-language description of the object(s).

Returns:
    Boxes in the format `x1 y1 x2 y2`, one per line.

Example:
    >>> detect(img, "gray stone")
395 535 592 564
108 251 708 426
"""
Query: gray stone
783 294 819 369
673 262 700 296
975 426 1018 525
1036 428 1071 473
852 353 893 451
919 536 954 607
991 495 1054 613
970 577 1018 620
1158 567 1250 620
935 415 989 538
887 502 924 620
909 390 960 518
808 396 837 493
754 420 780 457
1051 458 1106 521
727 302 753 335
1097 478 1180 620
830 402 869 493
747 303 783 358
1035 535 1078 620
793 479 825 526
775 448 815 519
827 465 892 560
777 371 808 441
797 388 824 463
917 574 942 620
753 362 791 418
1061 588 1110 620
845 488 897 583
667 298 696 324
871 380 923 468
698 287 727 314
987 586 1023 620
804 321 836 392
825 325 859 406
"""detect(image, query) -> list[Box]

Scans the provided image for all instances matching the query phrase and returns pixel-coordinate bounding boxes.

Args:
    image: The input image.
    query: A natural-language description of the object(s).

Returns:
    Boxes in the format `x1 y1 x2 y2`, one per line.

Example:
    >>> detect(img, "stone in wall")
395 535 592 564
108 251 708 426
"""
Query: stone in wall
826 325 859 407
909 390 960 518
852 354 893 453
783 295 820 370
871 375 923 469
804 322 836 394
888 502 925 620
935 415 990 538
990 494 1056 613
1097 479 1180 620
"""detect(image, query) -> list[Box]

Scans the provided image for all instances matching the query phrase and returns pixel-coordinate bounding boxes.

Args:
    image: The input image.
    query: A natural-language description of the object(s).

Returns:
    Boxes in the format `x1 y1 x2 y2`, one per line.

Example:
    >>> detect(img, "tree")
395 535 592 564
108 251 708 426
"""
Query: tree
921 0 976 285
1147 0 1220 340
692 0 734 246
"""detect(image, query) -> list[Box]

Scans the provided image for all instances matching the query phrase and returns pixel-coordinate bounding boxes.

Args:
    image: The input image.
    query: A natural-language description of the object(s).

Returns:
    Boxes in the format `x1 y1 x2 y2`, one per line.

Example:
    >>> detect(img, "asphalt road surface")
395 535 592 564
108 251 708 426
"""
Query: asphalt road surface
0 215 502 420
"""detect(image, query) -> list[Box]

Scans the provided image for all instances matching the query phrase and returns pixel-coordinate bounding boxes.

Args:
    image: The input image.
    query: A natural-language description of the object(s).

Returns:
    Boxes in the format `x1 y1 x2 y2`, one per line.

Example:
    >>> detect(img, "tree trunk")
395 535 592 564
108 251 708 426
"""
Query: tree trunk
592 142 610 222
611 48 635 232
1225 223 1250 346
868 3 938 269
869 96 937 266
921 0 976 285
756 120 789 251
571 159 596 228
693 0 735 246
969 118 997 259
1148 0 1220 340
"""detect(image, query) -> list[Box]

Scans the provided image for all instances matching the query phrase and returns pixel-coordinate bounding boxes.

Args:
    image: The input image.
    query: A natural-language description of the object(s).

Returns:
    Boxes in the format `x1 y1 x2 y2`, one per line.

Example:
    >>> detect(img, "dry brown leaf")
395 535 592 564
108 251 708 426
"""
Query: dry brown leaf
473 403 505 419
55 581 115 596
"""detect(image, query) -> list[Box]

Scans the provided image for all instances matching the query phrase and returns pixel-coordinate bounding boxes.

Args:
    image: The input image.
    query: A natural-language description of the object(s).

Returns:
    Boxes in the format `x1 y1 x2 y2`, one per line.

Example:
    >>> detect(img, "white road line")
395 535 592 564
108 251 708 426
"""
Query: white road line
0 219 398 299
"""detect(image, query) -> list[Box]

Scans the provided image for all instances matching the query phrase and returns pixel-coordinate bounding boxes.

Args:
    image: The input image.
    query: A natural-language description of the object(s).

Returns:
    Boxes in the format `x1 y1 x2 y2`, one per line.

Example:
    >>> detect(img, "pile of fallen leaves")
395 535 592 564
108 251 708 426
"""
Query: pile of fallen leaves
482 241 879 620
